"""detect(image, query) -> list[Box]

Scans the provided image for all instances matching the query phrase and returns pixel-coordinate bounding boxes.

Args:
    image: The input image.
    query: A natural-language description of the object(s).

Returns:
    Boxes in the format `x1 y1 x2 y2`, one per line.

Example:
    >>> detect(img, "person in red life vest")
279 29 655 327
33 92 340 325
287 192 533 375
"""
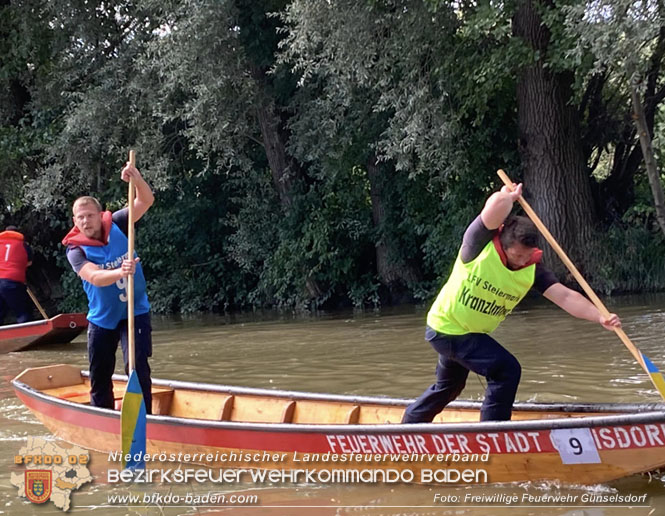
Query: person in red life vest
62 161 154 413
402 183 622 423
0 225 34 324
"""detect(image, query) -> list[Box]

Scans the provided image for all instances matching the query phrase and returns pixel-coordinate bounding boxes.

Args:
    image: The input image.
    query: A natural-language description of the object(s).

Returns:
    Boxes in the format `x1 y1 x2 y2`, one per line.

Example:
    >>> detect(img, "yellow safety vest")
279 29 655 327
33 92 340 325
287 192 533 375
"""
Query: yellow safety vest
427 241 535 335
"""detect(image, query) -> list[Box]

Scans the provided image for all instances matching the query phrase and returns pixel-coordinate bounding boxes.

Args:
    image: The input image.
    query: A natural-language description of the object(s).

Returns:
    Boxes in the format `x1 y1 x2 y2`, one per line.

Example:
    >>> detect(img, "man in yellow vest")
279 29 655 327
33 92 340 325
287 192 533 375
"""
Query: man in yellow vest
402 183 621 423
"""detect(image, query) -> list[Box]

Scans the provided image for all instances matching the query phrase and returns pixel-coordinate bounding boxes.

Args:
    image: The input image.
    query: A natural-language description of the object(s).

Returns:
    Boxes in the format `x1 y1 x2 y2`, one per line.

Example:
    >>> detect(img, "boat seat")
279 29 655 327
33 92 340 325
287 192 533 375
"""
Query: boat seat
229 396 298 423
49 384 173 414
167 390 296 423
219 395 234 421
291 400 361 424
44 385 89 400
347 405 360 424
281 401 296 423
115 386 174 412
356 405 405 424
169 390 235 420
64 393 93 404
151 388 174 415
432 408 480 423
218 396 293 423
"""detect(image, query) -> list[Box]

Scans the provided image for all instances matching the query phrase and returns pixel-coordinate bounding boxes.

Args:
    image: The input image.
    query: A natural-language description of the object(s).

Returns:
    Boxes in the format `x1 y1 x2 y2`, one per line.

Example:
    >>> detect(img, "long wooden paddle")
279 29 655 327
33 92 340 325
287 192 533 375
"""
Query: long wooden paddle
497 169 665 400
120 150 147 470
26 287 48 319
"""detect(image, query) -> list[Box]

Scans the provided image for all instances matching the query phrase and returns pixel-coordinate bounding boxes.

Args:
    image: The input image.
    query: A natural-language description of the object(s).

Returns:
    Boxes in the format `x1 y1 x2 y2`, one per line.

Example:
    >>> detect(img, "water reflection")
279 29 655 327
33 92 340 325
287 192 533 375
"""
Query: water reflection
1 294 665 514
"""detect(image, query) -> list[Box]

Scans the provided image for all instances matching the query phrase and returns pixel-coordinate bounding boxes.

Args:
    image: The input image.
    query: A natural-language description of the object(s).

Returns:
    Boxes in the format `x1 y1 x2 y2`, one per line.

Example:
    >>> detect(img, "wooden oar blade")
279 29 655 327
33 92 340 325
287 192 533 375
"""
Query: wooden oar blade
640 353 665 399
120 370 146 469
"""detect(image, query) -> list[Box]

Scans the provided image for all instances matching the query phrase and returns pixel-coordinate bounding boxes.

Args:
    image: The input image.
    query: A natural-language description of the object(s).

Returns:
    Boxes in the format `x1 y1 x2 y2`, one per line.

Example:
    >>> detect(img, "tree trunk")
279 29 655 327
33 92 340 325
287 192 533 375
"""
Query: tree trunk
628 68 665 237
254 96 325 299
599 27 665 223
255 98 296 209
236 2 325 301
513 0 596 279
252 73 324 300
366 154 420 301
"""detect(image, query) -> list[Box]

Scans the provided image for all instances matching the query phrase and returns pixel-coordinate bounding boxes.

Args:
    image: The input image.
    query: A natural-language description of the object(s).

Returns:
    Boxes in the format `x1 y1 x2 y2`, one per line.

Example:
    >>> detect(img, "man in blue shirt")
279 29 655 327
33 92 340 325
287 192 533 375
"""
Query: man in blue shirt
62 161 154 413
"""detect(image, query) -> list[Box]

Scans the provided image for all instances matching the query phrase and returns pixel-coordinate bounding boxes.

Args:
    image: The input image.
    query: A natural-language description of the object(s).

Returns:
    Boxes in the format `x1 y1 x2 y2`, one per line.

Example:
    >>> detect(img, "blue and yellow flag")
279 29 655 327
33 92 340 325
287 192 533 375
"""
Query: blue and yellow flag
120 371 146 470
641 353 665 399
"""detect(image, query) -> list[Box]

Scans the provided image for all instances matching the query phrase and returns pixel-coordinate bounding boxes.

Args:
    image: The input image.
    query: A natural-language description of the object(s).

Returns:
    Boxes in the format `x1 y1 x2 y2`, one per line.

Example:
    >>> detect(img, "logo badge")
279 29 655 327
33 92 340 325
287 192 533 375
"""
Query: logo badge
25 470 52 504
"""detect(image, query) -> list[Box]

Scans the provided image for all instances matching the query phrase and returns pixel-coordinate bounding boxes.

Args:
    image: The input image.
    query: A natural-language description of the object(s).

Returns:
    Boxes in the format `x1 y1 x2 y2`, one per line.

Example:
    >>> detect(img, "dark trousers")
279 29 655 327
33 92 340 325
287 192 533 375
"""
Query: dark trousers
0 279 31 324
402 327 521 423
88 312 152 414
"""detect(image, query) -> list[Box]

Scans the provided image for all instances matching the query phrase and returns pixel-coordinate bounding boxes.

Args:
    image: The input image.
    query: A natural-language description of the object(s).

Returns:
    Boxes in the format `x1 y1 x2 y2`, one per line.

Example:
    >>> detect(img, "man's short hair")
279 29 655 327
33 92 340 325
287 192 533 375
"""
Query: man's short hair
499 215 539 249
73 196 103 213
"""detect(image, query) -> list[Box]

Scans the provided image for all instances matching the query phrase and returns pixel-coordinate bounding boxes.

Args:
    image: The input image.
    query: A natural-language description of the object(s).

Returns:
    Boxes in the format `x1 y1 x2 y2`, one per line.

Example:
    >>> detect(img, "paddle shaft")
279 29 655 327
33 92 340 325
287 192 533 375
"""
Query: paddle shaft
26 287 48 319
496 169 644 367
128 150 136 373
121 149 146 470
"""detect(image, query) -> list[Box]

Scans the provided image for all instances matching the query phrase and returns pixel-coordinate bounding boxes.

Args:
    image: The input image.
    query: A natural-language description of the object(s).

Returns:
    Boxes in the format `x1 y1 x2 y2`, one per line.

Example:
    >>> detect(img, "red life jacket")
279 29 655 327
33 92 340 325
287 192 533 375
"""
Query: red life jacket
0 230 29 283
61 211 113 247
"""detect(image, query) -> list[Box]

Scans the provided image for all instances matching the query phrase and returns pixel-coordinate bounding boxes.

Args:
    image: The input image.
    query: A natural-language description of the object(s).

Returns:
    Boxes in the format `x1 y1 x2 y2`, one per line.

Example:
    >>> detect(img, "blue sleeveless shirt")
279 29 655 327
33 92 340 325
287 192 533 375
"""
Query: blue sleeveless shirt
80 223 150 329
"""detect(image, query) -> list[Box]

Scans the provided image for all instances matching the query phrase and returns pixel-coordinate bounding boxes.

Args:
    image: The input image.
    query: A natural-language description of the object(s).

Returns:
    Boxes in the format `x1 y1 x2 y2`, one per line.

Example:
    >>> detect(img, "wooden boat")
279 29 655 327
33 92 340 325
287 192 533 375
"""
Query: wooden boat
12 364 665 485
0 314 88 353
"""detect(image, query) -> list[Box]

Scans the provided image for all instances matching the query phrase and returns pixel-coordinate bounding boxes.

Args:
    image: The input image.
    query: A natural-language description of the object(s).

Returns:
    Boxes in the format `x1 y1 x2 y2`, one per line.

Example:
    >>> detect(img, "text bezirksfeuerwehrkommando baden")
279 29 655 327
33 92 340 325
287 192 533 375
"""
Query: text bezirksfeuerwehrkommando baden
108 467 488 484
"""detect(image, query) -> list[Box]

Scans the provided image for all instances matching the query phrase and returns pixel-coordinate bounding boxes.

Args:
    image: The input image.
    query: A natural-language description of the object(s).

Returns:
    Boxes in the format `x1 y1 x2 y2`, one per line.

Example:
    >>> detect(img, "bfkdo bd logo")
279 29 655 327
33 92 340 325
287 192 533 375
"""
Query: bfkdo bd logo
25 470 52 504
12 437 93 511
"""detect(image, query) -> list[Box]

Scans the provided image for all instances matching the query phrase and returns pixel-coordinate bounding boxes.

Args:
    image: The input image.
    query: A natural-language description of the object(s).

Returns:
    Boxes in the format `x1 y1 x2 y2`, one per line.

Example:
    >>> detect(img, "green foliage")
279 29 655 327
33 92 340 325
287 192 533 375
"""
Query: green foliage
1 0 664 317
563 0 663 76
280 0 468 178
57 261 89 313
586 171 665 293
228 164 377 308
587 225 665 294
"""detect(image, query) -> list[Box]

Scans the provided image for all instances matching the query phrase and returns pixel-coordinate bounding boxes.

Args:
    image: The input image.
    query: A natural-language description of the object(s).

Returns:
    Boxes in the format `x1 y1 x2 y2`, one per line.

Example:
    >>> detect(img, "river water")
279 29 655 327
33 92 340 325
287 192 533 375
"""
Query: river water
2 294 665 515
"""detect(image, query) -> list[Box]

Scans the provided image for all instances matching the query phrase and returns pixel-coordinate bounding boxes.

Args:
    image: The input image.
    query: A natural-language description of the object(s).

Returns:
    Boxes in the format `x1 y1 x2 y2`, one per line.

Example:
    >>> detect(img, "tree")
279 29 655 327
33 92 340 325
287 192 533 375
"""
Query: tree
0 0 51 212
6 0 665 313
512 0 598 275
280 0 474 300
564 0 665 237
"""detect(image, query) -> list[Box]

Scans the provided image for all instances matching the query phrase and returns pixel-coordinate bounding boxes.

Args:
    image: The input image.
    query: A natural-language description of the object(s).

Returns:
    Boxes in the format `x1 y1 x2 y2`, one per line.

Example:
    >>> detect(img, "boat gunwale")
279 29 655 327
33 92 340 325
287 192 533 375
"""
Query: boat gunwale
0 319 52 332
0 313 87 334
13 373 665 436
138 373 665 414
